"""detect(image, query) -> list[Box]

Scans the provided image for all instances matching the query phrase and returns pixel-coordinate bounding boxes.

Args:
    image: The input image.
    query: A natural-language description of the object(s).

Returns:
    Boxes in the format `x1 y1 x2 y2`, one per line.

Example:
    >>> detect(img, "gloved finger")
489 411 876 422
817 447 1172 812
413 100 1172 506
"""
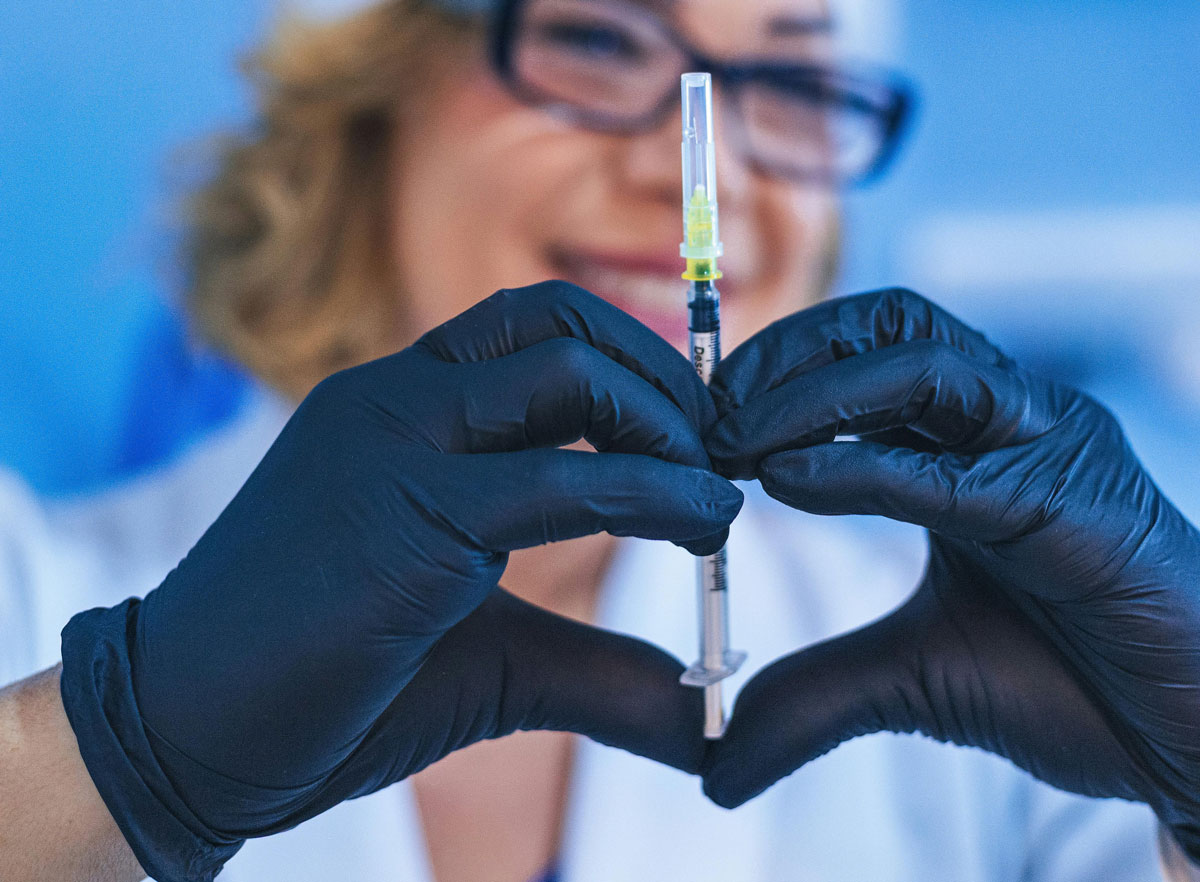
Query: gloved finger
711 288 1008 416
707 340 1047 479
753 441 1027 543
860 426 943 455
678 526 731 558
702 604 913 809
435 449 742 555
433 337 712 470
703 578 1142 809
318 590 707 811
497 590 708 771
415 280 716 433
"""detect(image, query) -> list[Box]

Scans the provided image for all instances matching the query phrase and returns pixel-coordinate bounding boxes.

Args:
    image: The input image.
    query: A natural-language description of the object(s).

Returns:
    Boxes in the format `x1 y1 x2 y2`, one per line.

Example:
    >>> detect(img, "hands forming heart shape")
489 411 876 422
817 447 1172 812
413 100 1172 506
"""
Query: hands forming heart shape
60 282 1200 880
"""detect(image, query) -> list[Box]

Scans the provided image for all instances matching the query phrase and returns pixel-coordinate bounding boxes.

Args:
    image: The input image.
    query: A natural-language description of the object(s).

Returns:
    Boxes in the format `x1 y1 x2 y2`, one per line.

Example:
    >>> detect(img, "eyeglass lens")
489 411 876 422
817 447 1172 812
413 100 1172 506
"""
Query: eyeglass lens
506 0 904 184
513 0 687 121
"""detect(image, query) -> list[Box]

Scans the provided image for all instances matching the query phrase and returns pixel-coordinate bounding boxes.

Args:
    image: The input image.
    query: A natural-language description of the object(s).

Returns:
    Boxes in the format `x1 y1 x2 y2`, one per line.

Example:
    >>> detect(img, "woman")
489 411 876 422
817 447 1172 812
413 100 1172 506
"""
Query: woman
0 0 1165 879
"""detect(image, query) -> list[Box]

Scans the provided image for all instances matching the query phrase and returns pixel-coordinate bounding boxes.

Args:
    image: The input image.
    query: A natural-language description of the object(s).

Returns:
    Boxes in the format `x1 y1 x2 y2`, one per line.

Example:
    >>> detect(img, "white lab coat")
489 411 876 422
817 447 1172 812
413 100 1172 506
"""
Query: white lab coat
0 388 1164 881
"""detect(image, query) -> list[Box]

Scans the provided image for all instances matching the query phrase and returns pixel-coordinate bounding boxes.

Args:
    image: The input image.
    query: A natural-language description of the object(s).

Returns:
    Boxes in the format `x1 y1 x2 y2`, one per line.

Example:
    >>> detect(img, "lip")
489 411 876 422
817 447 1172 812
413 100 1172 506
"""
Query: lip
548 245 737 343
553 245 682 277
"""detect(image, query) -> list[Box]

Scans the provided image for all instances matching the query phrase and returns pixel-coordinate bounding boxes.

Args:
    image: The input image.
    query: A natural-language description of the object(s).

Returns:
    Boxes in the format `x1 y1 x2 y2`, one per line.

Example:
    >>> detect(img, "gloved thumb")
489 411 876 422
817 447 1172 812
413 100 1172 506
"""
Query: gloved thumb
702 572 1142 810
702 599 916 809
309 590 708 821
496 590 709 772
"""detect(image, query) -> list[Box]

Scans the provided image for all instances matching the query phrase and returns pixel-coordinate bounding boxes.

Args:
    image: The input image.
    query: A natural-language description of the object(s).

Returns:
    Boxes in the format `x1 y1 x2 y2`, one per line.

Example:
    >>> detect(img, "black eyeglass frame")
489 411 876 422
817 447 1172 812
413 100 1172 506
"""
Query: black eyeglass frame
488 0 917 186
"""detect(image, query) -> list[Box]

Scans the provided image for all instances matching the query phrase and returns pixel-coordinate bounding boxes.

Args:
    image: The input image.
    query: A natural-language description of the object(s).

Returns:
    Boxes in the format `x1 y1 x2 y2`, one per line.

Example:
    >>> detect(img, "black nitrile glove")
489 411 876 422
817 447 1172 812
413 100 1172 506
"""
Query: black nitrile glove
60 281 742 882
702 288 1200 858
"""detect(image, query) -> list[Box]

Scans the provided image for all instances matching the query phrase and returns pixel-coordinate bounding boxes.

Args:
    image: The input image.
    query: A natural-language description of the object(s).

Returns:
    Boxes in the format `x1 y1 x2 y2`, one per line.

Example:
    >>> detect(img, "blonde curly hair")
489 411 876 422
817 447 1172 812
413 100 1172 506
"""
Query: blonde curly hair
184 0 473 399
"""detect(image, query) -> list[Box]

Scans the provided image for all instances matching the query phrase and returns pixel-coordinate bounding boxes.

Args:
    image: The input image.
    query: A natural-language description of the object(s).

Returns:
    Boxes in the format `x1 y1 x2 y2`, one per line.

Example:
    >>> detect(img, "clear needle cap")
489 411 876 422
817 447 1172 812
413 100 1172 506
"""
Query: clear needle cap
680 72 722 260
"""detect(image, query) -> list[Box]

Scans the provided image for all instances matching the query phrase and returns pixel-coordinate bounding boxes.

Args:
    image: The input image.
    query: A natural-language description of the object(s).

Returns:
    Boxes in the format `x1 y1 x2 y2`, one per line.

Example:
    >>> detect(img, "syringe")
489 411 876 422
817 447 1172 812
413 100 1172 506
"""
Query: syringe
677 72 746 740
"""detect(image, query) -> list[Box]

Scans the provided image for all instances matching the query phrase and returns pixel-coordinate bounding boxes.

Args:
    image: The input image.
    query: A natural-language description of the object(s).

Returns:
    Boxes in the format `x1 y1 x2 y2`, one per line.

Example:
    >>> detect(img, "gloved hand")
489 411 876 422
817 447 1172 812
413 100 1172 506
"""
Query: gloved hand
702 288 1200 857
60 281 743 882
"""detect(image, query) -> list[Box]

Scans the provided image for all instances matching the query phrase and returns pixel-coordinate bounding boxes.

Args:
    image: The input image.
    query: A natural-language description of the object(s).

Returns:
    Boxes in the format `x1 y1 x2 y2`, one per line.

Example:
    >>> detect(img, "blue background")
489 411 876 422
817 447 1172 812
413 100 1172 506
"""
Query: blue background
1 2 267 495
839 0 1200 519
3 0 1199 516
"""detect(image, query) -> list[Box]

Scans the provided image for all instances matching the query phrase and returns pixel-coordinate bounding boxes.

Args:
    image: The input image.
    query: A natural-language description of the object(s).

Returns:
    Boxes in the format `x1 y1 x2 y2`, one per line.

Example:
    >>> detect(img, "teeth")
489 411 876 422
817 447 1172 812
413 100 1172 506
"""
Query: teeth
566 263 681 310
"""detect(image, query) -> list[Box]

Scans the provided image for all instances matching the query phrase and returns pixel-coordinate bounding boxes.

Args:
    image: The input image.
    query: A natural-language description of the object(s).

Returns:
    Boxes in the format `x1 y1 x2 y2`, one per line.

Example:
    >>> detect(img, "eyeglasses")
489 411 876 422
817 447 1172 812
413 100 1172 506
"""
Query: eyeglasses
490 0 915 186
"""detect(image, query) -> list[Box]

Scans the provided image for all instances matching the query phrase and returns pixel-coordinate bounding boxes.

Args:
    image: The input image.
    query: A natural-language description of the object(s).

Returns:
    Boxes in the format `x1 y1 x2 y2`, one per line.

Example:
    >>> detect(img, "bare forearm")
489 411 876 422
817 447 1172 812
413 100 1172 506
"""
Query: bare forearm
0 665 144 882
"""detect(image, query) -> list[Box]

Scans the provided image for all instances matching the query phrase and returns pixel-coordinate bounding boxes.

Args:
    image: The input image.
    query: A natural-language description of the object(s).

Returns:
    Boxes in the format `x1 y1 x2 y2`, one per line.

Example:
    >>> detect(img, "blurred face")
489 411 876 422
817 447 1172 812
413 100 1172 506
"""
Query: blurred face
388 0 838 351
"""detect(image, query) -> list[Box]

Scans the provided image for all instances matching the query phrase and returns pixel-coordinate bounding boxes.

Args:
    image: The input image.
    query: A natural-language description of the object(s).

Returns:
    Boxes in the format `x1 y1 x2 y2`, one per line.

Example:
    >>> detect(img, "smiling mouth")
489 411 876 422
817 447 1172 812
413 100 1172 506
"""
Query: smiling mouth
549 246 735 343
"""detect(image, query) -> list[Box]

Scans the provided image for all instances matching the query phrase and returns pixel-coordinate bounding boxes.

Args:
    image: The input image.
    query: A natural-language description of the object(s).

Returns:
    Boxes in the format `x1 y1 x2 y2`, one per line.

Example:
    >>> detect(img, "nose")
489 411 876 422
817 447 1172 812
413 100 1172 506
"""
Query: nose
614 84 754 211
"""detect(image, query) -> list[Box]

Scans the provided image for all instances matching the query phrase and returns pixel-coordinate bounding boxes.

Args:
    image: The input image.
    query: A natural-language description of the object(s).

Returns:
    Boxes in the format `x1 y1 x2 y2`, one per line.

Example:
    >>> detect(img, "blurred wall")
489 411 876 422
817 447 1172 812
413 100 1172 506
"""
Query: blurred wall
840 0 1200 518
3 0 1199 514
0 1 268 496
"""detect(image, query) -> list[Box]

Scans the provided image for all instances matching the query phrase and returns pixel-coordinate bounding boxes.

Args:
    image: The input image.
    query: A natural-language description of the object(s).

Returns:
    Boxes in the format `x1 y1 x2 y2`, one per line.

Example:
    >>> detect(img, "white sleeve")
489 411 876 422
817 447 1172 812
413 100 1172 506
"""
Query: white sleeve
1160 826 1200 881
0 468 130 684
0 393 290 691
1018 778 1162 881
0 469 51 684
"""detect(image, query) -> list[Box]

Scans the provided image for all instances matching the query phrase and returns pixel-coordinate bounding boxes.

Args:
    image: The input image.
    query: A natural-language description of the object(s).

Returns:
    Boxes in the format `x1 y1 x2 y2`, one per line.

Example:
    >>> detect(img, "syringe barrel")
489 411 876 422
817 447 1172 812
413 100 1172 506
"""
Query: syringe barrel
688 279 720 381
698 551 731 668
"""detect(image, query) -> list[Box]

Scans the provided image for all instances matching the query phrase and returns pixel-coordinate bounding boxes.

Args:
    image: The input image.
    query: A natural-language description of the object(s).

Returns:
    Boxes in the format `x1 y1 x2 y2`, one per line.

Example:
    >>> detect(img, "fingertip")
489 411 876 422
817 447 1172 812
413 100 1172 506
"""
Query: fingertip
758 447 867 518
757 448 813 487
675 472 741 554
699 708 765 809
753 451 805 506
707 377 738 419
704 473 744 515
703 422 757 482
701 764 757 810
678 527 728 557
